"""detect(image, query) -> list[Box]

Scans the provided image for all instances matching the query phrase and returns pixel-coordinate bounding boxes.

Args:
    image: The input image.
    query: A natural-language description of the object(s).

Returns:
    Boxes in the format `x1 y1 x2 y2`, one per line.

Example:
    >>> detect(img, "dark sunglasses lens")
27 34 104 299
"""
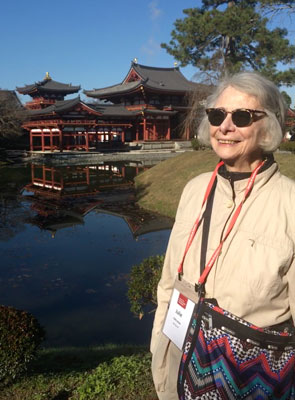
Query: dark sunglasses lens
207 109 226 126
232 110 251 127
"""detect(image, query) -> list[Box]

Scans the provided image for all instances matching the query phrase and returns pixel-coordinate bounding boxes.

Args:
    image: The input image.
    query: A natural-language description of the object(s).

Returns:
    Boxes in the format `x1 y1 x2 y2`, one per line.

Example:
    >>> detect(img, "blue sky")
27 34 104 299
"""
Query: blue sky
1 0 294 105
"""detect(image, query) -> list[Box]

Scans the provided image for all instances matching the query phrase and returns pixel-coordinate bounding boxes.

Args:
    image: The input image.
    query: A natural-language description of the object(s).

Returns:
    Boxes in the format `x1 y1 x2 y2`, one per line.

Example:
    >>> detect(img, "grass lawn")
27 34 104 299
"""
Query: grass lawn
1 345 155 400
135 149 295 218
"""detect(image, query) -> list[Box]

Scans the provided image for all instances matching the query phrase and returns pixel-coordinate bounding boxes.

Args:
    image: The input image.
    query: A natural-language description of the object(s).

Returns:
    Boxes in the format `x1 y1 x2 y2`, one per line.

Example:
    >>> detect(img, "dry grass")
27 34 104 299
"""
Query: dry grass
275 152 295 180
135 150 295 218
135 150 218 218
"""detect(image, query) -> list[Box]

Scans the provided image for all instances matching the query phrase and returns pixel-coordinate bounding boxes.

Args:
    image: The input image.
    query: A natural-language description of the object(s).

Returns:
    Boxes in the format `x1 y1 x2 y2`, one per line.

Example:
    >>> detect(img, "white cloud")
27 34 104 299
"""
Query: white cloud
148 1 161 20
141 37 161 56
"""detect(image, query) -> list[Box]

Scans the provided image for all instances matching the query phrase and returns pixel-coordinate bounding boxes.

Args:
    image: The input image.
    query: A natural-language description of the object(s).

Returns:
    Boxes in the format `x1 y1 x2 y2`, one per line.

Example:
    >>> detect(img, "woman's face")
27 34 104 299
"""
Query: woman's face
209 86 265 172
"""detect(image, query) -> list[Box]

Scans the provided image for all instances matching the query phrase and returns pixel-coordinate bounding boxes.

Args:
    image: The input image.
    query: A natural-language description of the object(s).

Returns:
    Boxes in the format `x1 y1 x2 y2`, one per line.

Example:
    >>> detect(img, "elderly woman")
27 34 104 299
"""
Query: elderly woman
150 72 295 400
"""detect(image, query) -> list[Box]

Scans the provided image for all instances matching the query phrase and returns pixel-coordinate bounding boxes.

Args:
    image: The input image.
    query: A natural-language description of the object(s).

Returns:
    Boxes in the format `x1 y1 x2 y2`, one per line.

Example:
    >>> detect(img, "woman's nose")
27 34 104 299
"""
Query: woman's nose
219 113 235 133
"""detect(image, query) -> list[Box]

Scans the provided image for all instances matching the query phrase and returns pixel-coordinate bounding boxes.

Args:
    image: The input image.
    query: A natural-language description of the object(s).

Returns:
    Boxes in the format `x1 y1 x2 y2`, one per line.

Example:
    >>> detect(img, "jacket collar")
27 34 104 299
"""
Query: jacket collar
217 157 279 196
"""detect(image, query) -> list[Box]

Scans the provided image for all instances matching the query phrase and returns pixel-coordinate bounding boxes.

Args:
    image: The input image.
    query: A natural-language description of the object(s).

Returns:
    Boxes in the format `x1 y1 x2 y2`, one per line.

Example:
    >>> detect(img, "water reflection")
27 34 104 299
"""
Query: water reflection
0 162 173 346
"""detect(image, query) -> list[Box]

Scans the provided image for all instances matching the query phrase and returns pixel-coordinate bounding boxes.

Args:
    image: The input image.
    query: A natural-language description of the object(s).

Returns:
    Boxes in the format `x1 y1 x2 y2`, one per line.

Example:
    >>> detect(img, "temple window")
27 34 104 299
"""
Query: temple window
150 96 160 105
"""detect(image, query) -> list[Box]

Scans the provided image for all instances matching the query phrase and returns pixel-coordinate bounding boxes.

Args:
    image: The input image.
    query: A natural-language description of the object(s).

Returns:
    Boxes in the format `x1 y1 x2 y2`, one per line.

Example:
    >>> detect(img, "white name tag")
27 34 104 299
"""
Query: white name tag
162 287 195 350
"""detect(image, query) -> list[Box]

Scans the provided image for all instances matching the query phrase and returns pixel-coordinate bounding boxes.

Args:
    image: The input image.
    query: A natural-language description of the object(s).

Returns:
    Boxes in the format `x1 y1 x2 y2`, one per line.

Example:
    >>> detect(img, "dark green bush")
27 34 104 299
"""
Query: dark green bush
191 137 207 151
77 352 156 400
191 137 201 150
279 141 295 153
127 255 164 319
0 305 45 385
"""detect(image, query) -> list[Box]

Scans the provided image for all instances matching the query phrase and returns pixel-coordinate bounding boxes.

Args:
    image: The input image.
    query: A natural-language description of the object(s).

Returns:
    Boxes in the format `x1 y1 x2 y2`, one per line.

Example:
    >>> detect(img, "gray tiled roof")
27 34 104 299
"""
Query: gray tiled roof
17 79 80 95
90 103 139 117
84 62 198 98
131 63 197 91
85 81 142 98
26 98 138 118
26 98 178 119
27 97 85 116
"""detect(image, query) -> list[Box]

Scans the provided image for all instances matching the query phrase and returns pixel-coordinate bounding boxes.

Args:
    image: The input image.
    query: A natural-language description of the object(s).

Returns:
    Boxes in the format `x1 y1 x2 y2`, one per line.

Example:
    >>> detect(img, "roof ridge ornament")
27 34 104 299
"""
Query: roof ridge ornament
174 62 178 68
44 72 52 81
133 58 138 64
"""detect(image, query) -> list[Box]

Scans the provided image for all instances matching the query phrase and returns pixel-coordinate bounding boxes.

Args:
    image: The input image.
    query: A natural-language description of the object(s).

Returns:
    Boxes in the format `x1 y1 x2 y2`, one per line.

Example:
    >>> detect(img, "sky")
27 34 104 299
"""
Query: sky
1 0 295 105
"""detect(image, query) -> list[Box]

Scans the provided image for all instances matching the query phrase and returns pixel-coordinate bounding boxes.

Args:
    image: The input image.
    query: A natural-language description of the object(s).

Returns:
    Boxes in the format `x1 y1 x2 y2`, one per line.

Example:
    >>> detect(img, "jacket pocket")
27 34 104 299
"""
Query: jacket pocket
151 331 182 394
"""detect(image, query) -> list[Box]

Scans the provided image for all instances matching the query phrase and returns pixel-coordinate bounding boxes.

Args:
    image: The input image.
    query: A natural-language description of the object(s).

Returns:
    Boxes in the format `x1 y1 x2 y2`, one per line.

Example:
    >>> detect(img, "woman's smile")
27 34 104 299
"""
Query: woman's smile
217 139 241 145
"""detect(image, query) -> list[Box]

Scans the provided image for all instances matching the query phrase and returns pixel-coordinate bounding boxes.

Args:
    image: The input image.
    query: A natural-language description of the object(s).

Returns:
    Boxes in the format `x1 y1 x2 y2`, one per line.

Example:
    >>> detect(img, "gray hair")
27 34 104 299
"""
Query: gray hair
197 72 287 152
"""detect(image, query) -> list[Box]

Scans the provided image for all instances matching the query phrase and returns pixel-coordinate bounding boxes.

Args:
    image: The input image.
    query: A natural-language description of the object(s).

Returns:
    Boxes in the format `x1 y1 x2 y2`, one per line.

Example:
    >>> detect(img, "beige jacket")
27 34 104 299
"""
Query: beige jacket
151 162 295 399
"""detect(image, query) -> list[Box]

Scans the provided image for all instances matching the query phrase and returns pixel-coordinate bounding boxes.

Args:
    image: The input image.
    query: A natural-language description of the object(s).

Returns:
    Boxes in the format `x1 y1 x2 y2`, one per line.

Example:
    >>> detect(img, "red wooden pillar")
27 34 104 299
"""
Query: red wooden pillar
153 119 156 141
136 125 139 141
41 130 45 152
59 128 63 152
50 129 53 152
167 118 171 140
30 130 33 151
85 131 89 151
121 130 125 143
143 116 147 140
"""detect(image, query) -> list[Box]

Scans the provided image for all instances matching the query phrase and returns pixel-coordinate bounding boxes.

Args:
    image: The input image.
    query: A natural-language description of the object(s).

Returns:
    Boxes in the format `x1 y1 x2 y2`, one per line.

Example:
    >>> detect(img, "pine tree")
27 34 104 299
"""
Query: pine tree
161 0 295 86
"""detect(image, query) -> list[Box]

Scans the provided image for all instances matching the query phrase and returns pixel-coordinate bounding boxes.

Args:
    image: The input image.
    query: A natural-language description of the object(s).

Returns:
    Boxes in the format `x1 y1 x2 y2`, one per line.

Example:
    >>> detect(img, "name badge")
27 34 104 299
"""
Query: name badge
162 287 195 350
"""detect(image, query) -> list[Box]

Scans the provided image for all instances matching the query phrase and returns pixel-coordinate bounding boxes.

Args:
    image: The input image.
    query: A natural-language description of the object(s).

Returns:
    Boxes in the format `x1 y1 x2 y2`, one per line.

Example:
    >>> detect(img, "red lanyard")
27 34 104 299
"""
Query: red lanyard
177 160 265 287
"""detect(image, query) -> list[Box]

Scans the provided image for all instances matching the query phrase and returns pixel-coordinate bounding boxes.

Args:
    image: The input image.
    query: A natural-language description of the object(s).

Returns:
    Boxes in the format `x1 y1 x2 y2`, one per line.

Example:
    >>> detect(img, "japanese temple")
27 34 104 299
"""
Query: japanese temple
17 61 199 152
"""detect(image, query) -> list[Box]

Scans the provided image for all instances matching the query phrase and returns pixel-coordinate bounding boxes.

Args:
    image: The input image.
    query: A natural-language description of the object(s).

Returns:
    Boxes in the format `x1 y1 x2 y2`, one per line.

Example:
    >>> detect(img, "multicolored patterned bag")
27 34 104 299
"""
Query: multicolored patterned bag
178 298 295 400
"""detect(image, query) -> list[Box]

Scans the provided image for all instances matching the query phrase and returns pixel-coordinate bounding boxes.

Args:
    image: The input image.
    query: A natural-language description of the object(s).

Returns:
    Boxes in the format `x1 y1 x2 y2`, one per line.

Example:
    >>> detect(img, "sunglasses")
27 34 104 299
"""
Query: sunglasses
206 108 267 127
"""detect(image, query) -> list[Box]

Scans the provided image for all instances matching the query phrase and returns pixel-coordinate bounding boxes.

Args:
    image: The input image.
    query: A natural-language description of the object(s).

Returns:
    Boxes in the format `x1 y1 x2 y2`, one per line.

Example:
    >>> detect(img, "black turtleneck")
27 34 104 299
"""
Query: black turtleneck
218 154 275 182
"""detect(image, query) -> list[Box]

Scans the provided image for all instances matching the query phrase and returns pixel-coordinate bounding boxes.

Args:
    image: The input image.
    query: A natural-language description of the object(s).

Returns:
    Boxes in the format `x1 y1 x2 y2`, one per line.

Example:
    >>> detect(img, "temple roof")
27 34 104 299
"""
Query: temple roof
129 63 197 91
91 103 139 117
17 74 80 96
84 62 198 99
26 97 101 116
90 103 177 117
25 97 178 120
86 81 142 98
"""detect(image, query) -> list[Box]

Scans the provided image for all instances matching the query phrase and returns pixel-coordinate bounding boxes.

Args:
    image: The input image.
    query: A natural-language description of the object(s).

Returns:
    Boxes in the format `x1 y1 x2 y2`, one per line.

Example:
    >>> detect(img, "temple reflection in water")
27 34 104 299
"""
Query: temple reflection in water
22 163 173 238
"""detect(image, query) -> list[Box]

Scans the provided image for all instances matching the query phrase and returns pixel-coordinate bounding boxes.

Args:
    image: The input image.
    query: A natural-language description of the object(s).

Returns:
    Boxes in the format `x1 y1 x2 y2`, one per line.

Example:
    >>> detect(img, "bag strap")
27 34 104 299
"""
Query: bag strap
200 179 216 275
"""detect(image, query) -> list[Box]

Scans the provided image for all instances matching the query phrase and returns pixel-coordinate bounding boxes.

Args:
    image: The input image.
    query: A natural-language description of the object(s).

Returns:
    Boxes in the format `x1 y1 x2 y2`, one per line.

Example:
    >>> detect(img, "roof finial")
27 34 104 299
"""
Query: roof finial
44 72 52 80
174 62 178 68
133 58 138 64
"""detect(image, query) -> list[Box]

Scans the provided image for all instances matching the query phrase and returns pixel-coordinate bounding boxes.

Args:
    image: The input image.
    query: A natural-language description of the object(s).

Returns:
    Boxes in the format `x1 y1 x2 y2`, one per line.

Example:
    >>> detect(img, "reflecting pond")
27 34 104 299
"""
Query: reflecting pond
0 161 173 347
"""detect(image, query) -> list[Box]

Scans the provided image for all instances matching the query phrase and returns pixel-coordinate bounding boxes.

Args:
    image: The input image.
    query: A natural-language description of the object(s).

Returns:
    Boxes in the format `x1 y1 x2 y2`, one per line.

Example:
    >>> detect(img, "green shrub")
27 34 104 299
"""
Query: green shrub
0 305 45 385
279 141 295 153
77 352 156 400
191 137 201 150
191 137 207 151
127 255 164 319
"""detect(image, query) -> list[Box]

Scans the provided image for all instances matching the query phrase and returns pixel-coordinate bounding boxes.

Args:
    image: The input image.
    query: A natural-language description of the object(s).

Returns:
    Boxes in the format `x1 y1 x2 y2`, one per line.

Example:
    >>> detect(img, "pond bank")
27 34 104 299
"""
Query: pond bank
1 140 193 166
29 149 189 166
